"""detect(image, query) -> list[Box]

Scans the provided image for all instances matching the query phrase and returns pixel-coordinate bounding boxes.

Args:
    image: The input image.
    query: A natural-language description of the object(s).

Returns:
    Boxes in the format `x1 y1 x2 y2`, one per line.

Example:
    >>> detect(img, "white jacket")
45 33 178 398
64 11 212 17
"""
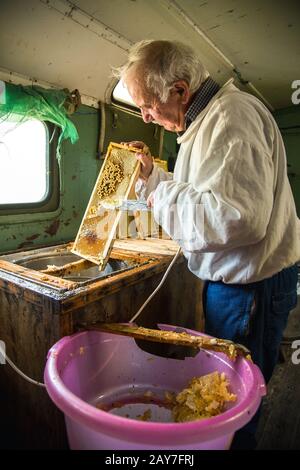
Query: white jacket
136 79 300 283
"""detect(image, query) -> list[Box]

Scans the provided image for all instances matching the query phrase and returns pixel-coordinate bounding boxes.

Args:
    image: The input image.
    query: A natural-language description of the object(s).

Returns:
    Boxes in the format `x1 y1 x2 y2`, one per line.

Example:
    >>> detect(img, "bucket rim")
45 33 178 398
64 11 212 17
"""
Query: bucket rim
44 327 266 445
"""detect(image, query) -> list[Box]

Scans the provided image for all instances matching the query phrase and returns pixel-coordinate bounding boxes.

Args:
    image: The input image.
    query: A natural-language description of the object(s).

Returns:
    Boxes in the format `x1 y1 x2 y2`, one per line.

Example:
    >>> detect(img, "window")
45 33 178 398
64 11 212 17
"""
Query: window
0 116 48 205
112 80 138 109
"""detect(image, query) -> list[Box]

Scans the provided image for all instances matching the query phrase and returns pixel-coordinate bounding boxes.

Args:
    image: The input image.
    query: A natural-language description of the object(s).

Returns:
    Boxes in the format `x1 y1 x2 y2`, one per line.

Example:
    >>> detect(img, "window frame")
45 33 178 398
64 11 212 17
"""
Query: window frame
0 121 60 215
111 80 141 116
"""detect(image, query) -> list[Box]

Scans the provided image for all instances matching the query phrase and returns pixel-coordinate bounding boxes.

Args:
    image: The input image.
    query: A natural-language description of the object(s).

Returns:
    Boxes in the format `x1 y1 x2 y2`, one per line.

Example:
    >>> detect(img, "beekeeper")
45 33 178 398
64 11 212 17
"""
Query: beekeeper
114 39 299 446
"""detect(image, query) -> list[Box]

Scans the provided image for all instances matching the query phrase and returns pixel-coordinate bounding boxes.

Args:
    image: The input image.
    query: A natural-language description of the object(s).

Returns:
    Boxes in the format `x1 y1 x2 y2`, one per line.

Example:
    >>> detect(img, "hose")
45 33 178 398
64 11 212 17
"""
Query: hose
0 343 45 388
129 246 182 323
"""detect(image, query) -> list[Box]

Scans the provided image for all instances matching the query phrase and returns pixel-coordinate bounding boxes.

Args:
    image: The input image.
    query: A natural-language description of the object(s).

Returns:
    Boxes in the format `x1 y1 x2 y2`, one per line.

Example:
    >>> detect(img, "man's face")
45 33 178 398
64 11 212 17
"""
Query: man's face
126 72 190 132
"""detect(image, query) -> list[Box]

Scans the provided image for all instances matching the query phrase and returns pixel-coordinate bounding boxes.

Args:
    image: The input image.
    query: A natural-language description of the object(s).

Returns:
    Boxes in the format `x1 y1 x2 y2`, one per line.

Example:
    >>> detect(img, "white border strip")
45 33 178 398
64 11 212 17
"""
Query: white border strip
0 66 99 108
40 0 132 52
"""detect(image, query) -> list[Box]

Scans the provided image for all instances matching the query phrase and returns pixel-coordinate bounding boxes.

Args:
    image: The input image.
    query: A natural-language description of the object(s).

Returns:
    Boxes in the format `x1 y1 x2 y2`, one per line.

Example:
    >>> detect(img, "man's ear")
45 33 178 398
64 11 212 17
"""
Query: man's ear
173 80 190 104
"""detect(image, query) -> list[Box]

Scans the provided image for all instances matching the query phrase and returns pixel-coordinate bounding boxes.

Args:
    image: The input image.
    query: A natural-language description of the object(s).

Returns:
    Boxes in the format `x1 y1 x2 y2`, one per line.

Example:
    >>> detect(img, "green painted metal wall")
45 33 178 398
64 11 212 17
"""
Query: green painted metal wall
273 106 300 216
0 104 98 254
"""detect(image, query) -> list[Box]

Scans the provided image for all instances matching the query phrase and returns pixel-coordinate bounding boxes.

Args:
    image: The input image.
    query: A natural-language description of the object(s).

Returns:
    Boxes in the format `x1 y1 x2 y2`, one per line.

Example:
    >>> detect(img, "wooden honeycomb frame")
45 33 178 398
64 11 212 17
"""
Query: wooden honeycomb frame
72 142 140 268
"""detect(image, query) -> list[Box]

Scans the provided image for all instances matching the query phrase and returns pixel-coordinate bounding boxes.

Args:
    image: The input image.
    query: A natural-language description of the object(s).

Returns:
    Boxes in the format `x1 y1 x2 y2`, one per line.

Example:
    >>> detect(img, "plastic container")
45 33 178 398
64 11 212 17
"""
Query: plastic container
44 325 266 450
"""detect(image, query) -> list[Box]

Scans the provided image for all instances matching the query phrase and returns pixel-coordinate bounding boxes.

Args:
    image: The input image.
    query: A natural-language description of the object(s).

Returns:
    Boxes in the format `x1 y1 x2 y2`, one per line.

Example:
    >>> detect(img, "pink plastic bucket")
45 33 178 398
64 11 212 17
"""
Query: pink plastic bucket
44 325 266 450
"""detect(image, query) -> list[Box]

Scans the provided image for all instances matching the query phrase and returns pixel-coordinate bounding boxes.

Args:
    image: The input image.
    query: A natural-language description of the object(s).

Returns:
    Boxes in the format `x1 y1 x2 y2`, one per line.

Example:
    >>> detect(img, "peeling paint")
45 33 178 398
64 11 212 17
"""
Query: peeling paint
64 218 72 226
26 234 40 241
44 219 60 236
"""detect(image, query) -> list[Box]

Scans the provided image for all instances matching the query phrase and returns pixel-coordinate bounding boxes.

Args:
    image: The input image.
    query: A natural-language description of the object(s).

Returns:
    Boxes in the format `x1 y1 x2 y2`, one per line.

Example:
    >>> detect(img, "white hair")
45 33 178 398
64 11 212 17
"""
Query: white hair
113 40 209 103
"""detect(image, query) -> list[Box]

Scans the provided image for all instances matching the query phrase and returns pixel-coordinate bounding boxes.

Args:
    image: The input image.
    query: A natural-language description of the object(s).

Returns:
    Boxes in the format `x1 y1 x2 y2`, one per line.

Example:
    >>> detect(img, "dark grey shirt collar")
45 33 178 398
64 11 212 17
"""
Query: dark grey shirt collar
184 77 220 129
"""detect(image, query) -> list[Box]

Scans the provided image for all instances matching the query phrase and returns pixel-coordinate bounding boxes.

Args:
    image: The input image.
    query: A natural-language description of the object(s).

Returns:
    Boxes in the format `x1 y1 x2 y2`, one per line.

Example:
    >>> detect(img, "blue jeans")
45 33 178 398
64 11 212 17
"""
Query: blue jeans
203 264 298 446
203 264 298 383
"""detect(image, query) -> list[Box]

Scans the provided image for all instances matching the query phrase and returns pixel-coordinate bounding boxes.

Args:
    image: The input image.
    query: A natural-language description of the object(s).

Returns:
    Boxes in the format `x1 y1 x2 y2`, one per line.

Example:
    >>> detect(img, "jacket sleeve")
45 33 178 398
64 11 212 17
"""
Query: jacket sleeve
135 163 173 199
153 139 274 252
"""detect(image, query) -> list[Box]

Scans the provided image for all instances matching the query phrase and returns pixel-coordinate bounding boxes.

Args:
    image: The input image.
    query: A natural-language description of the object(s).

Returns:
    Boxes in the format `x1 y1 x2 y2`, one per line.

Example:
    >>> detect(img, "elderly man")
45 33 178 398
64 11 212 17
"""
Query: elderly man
114 40 299 447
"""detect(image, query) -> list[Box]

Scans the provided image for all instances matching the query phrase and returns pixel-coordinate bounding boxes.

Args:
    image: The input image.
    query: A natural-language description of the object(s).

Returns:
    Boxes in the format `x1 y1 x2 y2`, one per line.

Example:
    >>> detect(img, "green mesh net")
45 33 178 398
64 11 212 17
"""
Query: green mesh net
0 81 79 158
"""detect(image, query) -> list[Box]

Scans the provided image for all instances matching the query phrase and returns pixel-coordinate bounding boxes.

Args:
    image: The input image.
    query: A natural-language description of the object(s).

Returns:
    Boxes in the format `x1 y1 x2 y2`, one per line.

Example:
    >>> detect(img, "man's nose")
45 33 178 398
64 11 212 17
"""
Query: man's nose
141 109 153 123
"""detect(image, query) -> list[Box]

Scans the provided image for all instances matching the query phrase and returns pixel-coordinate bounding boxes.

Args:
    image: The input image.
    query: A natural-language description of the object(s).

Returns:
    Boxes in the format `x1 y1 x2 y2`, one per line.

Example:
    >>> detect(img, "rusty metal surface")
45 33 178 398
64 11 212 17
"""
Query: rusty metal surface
0 242 178 311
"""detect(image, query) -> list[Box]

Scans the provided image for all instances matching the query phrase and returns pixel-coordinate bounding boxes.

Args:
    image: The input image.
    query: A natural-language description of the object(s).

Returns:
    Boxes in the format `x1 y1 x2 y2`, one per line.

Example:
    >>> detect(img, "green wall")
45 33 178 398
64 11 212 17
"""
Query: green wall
0 105 99 253
273 106 300 215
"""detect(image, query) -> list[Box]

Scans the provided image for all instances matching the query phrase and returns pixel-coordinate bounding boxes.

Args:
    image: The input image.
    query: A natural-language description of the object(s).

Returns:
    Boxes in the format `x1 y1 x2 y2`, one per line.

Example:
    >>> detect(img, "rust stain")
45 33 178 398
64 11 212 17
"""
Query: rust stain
45 219 60 236
72 175 77 180
26 234 40 241
0 259 77 290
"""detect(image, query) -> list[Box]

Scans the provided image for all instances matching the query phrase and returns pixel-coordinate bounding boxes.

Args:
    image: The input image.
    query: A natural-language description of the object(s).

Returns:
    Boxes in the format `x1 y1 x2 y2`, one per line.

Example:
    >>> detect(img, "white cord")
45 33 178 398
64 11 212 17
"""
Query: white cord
129 246 182 323
0 344 45 388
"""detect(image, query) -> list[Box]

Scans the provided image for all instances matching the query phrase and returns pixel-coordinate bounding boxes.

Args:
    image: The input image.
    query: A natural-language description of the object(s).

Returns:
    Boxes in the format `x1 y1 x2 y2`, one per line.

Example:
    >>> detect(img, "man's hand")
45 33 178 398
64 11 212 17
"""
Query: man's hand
120 141 153 181
147 190 155 208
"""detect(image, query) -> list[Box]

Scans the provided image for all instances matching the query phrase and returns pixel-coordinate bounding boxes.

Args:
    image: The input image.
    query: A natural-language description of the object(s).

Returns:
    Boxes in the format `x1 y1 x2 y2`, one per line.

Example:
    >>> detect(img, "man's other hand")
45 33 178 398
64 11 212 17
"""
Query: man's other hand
147 190 155 208
120 141 153 180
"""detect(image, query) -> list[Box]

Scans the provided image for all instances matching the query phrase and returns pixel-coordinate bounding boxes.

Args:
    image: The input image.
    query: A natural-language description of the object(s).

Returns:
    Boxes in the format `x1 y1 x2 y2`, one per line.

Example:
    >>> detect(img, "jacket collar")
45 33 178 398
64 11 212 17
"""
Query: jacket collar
177 78 236 144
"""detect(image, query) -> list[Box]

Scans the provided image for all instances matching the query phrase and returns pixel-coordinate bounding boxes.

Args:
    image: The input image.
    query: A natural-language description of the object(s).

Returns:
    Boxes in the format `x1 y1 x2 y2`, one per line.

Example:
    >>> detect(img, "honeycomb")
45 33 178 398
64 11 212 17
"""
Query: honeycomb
96 159 124 200
72 143 140 267
171 371 236 422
